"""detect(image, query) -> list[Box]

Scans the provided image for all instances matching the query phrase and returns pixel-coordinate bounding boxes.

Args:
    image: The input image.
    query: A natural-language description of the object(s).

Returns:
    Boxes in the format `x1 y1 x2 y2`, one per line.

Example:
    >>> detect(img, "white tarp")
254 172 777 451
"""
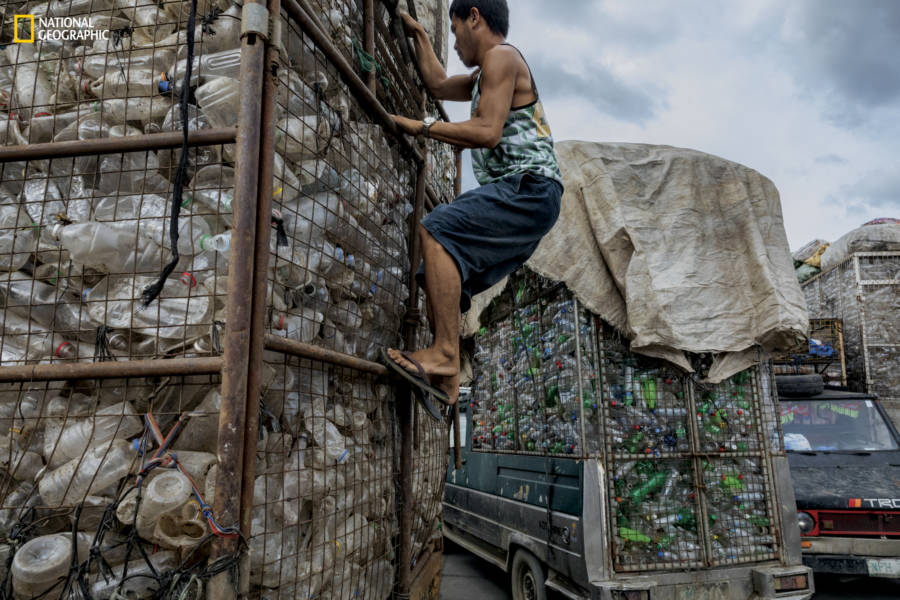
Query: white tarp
464 141 809 381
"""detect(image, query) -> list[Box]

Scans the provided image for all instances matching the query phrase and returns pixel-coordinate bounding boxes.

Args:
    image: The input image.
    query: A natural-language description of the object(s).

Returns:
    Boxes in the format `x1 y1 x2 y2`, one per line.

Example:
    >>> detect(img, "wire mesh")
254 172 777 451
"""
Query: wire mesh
0 374 238 599
469 271 594 455
251 357 398 599
801 253 900 422
464 268 785 572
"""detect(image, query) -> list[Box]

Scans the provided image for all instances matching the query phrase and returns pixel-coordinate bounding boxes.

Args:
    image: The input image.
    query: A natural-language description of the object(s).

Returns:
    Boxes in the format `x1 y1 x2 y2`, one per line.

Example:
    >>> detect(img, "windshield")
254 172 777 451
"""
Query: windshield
781 399 899 452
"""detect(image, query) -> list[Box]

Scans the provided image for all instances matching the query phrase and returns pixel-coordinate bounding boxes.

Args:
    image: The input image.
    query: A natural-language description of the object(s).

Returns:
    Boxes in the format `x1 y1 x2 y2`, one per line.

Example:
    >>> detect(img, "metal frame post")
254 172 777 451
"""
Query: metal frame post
209 2 268 594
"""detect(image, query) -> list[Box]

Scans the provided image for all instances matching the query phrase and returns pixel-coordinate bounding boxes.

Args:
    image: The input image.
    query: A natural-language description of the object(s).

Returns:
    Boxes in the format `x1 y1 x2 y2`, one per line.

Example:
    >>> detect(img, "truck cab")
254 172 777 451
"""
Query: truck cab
779 386 900 578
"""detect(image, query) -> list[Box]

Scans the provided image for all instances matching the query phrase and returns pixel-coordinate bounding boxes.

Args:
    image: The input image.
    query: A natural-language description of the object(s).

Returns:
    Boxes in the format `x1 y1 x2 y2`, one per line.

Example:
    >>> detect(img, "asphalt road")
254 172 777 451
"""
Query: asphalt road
439 541 900 600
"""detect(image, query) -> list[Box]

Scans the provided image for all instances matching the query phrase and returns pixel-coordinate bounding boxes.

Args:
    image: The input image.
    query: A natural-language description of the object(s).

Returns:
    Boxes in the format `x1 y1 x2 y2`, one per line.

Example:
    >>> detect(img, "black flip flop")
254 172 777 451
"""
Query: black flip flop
379 347 452 405
411 384 443 422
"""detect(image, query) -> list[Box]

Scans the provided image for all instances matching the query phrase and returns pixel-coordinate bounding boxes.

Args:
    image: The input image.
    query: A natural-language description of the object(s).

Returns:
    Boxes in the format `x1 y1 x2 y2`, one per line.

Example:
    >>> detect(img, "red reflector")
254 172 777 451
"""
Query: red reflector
775 574 808 592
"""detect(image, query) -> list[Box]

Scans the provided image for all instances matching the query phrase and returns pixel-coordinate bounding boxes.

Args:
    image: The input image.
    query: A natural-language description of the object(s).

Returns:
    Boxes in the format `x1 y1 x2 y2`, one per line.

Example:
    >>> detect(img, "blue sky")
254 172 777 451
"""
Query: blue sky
440 0 900 250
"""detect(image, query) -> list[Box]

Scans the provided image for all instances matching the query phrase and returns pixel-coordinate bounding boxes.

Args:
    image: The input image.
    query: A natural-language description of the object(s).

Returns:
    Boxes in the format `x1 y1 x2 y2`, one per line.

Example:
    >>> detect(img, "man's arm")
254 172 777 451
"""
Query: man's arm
402 13 474 102
393 46 517 149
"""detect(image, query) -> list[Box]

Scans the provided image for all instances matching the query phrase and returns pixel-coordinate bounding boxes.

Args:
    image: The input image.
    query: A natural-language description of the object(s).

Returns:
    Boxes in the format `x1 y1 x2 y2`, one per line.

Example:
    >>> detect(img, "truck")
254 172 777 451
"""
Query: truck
778 378 900 579
443 271 814 600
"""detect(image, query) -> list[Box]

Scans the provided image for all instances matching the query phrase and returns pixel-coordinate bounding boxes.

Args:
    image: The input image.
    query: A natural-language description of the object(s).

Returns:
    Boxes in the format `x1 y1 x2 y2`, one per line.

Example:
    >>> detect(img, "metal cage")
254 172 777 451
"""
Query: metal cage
0 0 458 597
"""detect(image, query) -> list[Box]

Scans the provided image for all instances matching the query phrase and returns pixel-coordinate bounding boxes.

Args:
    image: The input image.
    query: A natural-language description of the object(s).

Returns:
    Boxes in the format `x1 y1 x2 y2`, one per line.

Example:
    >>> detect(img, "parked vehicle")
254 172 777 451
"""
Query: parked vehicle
778 376 900 578
443 280 813 600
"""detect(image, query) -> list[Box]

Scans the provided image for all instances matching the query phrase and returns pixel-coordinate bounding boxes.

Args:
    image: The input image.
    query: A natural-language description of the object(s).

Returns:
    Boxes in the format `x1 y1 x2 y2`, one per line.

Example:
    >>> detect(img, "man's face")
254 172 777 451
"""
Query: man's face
451 15 475 67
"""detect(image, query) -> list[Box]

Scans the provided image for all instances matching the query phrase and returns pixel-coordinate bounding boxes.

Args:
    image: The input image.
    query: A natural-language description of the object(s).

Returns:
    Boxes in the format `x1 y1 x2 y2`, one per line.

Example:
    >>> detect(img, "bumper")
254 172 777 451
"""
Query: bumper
589 565 814 600
802 536 900 577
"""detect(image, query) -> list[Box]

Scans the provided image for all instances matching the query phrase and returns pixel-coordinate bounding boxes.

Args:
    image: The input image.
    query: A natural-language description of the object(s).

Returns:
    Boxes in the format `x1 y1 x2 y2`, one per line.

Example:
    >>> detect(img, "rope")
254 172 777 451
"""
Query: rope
141 0 200 307
352 38 391 91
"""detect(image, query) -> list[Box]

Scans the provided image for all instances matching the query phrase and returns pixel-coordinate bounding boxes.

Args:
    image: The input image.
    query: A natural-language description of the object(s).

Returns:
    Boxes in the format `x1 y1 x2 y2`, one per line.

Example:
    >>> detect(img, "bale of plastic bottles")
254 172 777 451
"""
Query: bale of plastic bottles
0 0 453 597
468 270 785 572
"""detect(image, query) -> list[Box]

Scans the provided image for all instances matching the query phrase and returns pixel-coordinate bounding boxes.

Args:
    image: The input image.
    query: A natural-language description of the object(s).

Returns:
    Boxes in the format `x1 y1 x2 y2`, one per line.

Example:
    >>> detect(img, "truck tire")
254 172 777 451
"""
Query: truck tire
511 549 546 600
776 374 824 397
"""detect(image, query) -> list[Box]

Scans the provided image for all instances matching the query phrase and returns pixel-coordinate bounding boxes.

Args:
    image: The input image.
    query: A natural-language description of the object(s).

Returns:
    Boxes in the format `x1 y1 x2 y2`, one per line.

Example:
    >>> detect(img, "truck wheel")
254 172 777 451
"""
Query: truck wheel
511 550 546 600
775 374 824 397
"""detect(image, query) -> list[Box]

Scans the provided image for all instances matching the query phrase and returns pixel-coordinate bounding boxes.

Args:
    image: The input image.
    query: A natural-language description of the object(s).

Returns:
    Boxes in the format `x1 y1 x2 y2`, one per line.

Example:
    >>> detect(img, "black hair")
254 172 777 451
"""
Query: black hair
449 0 509 37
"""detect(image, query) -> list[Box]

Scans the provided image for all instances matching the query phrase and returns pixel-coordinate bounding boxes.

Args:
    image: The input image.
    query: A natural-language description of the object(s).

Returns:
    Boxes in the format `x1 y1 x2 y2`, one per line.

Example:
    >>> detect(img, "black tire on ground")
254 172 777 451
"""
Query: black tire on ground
510 550 546 600
776 374 824 397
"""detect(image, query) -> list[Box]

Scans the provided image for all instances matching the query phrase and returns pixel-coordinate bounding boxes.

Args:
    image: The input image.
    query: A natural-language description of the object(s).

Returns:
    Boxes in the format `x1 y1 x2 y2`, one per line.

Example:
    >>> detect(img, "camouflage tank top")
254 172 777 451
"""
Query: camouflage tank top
471 44 563 186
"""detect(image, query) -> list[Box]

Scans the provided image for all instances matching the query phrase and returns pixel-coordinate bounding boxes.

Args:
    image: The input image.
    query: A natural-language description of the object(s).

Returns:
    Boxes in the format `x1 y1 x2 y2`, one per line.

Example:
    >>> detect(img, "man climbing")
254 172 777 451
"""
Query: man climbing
383 0 563 410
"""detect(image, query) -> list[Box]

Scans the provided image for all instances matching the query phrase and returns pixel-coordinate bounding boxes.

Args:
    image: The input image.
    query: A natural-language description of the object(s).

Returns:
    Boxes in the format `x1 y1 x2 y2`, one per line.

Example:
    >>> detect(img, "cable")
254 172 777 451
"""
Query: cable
141 0 200 307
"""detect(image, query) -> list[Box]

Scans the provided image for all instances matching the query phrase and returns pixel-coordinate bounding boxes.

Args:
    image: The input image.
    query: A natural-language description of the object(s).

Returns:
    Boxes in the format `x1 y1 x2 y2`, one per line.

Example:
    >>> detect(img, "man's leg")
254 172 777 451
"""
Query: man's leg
387 225 460 400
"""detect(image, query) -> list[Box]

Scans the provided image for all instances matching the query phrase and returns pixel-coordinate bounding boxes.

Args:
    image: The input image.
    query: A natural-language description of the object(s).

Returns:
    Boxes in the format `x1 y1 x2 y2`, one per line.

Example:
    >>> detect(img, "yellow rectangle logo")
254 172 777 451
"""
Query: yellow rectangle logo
13 15 35 43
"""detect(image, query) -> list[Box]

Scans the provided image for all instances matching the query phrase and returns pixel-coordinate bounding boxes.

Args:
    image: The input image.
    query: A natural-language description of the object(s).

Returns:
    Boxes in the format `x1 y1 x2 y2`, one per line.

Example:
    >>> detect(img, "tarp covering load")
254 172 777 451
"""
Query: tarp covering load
468 141 809 381
819 219 900 272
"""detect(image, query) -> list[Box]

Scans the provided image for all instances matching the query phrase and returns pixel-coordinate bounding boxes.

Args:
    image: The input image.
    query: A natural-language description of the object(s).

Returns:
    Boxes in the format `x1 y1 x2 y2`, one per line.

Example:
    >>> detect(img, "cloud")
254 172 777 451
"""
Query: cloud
528 57 663 124
782 0 900 127
814 154 848 165
826 169 900 216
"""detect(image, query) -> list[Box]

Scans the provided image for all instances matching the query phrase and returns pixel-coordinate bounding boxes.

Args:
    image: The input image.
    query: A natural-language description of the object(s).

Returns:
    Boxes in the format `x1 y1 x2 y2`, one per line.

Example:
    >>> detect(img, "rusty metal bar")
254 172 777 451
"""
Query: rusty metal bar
396 130 429 599
0 357 222 383
397 393 415 594
379 0 451 123
0 128 237 163
454 150 462 196
424 183 438 211
365 0 377 93
264 334 388 376
452 402 461 469
281 0 423 163
238 0 281 568
209 4 267 591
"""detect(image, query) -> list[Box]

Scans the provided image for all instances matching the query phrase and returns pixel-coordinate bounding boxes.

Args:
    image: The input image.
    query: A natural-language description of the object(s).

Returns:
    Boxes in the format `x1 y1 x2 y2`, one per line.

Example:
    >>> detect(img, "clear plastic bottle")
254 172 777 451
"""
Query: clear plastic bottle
187 165 234 223
90 551 176 599
77 47 175 81
0 203 35 272
272 308 324 344
195 76 240 129
311 420 349 465
3 45 53 119
25 108 85 143
0 273 85 335
91 194 213 256
91 97 174 125
39 438 135 507
159 4 243 59
10 533 91 600
168 48 242 95
275 115 332 162
113 0 177 42
51 221 164 274
55 401 142 463
83 274 213 340
86 67 167 99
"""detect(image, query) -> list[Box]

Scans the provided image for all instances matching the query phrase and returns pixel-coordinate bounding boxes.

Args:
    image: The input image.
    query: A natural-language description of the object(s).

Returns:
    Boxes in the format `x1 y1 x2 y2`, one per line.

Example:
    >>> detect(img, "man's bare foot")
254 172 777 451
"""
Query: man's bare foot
386 346 458 380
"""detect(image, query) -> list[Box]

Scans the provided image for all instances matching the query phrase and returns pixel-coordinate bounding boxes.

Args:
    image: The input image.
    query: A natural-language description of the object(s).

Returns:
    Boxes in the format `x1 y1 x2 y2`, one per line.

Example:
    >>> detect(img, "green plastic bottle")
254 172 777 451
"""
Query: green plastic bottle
620 527 651 543
628 472 667 504
675 508 697 531
640 375 657 410
625 431 645 453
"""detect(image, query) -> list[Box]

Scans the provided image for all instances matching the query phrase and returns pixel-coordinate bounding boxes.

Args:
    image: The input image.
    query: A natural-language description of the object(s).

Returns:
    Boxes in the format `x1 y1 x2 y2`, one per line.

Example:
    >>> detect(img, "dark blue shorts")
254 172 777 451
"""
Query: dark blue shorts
416 172 563 313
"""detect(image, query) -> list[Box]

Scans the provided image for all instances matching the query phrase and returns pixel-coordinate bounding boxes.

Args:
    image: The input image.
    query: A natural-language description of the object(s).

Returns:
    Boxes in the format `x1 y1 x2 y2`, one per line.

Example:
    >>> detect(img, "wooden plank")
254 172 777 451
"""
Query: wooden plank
409 546 444 600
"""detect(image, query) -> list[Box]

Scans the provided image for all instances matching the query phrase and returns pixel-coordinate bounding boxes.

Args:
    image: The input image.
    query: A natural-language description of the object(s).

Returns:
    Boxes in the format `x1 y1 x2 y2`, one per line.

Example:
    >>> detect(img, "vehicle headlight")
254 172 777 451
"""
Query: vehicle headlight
797 511 815 534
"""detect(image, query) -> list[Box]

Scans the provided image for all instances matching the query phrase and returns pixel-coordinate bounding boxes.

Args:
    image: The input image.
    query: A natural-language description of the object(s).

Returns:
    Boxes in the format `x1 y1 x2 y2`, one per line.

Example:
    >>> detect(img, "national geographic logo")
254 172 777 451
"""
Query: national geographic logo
13 15 110 42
